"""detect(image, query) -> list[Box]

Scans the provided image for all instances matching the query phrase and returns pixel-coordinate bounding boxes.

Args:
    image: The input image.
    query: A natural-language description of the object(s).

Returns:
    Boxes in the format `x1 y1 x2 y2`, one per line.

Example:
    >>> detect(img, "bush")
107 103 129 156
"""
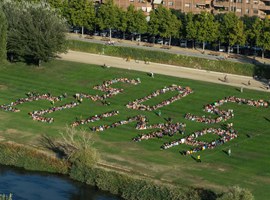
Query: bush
0 142 69 174
67 40 264 77
217 186 254 200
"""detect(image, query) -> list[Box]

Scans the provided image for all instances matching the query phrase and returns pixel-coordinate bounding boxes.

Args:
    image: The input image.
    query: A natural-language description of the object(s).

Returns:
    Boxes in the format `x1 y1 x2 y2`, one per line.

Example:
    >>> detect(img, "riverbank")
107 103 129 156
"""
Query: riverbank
0 142 213 200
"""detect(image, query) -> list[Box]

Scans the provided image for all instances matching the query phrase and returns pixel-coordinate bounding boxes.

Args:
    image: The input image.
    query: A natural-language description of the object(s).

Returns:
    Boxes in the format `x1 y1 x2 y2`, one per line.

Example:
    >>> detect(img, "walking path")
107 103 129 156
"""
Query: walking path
59 50 270 93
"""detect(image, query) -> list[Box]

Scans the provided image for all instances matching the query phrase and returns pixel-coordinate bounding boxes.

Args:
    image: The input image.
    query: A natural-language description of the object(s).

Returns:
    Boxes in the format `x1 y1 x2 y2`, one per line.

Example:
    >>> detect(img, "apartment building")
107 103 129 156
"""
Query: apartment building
112 0 270 18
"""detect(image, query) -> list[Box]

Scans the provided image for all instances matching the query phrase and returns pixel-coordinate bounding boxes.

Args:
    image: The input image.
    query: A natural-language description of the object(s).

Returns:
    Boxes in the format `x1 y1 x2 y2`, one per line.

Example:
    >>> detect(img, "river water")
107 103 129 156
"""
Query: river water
0 165 120 200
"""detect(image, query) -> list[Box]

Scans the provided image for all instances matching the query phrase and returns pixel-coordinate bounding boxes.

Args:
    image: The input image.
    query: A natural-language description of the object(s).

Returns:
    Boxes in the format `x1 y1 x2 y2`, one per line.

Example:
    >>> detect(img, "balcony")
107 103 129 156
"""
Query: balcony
259 4 270 10
213 0 230 7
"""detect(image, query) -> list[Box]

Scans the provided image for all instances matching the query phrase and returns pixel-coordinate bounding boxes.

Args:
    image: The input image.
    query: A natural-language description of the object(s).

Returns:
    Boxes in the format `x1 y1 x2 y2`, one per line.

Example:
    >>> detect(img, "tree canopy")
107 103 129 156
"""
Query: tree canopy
66 0 95 35
1 1 67 66
0 8 7 62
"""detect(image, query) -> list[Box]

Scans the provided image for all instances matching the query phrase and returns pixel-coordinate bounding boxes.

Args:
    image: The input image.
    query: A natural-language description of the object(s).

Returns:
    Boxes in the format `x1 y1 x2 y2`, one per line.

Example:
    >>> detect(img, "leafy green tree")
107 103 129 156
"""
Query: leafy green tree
241 15 258 48
2 1 67 66
148 6 160 43
0 8 7 62
185 12 197 49
219 12 245 54
67 0 95 36
232 20 246 54
167 14 181 46
126 5 147 43
148 5 181 45
196 12 219 53
97 0 119 40
117 8 127 39
253 18 270 59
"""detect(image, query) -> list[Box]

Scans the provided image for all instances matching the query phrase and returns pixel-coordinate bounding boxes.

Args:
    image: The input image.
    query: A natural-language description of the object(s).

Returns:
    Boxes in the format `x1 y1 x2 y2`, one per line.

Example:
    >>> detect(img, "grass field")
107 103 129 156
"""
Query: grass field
0 60 269 199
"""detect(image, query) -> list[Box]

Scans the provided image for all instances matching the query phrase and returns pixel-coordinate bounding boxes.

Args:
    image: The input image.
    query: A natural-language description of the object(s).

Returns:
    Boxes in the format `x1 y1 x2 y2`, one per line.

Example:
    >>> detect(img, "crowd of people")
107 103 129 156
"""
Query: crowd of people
0 92 65 112
89 113 187 142
29 102 79 123
91 115 142 132
75 78 141 102
133 122 186 142
161 125 238 155
126 85 193 111
185 96 268 124
71 111 119 127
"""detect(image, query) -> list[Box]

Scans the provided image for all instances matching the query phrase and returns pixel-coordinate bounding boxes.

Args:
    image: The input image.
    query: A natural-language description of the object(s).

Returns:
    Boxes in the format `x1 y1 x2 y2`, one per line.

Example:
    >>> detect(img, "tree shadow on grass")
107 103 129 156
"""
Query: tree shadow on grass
40 135 66 159
196 188 218 200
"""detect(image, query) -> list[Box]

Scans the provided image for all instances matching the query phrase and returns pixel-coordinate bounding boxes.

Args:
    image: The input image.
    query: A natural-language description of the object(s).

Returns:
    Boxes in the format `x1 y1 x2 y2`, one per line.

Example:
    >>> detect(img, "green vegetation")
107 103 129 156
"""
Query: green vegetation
0 60 269 199
0 8 7 62
1 0 67 65
0 194 12 200
0 142 69 174
68 39 267 77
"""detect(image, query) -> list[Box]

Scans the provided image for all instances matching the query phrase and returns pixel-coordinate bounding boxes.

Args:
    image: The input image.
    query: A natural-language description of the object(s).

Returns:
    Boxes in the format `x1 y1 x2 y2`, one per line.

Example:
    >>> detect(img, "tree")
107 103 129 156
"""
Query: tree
241 15 258 48
185 12 197 49
67 0 95 36
2 1 67 66
196 12 219 53
148 5 181 45
126 5 147 43
97 0 119 41
117 8 127 39
148 6 160 43
0 8 7 62
253 18 270 59
219 12 245 54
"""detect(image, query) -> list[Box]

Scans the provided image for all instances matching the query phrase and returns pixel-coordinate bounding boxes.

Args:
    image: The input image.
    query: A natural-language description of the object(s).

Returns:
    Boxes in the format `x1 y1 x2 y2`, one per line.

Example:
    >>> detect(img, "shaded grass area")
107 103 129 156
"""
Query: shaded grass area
0 60 269 199
68 39 270 78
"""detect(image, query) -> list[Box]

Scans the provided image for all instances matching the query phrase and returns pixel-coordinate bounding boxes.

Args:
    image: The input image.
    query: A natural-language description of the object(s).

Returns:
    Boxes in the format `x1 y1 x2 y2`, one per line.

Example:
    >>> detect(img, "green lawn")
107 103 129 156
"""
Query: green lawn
0 60 269 199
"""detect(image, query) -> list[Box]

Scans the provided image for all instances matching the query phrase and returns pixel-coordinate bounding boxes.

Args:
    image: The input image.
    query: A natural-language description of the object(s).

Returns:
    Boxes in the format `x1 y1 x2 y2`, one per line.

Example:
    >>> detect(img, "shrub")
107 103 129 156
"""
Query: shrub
217 186 254 200
67 40 264 77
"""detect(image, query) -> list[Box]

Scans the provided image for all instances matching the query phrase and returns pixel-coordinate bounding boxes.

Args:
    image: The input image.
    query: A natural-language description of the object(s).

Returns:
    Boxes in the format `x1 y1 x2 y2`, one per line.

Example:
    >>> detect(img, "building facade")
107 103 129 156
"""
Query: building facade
112 0 270 18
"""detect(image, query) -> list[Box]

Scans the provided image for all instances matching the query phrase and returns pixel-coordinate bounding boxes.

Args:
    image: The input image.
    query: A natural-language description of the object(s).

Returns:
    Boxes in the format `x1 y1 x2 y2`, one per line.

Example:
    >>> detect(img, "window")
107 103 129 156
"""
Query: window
168 1 174 5
236 8 242 12
246 0 250 3
253 9 258 14
185 3 190 7
246 8 249 13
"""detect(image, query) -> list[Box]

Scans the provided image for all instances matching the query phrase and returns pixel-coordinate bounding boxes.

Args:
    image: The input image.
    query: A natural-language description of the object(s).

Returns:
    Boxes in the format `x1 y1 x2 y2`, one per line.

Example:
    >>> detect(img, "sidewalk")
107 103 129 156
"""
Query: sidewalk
59 50 270 93
67 33 270 65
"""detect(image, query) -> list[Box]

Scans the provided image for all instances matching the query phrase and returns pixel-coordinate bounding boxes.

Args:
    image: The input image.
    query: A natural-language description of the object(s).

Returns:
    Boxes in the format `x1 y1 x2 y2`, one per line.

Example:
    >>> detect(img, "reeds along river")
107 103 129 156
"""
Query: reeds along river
0 165 120 200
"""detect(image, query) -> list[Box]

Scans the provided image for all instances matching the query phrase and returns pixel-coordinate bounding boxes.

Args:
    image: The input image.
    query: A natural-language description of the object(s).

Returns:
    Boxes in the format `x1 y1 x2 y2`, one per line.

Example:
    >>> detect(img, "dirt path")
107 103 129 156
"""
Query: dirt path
59 50 269 93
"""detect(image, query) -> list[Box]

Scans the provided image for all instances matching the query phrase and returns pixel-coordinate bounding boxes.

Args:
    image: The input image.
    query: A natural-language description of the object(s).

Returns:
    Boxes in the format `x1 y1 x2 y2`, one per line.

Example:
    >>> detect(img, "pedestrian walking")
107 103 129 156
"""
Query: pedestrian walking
228 148 231 156
157 110 161 117
240 87 243 93
224 75 228 82
197 155 201 162
248 80 251 86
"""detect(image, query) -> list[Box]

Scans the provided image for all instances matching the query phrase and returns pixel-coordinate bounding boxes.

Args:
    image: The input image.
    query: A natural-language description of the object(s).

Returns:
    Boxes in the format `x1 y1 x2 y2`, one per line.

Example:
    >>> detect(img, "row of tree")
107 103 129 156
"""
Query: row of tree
47 0 270 57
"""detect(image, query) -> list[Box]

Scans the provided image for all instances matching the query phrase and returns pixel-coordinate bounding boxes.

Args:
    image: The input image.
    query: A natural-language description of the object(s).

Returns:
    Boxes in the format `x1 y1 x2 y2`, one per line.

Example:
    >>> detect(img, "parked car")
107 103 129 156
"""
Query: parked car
156 38 163 45
180 40 187 47
219 46 226 52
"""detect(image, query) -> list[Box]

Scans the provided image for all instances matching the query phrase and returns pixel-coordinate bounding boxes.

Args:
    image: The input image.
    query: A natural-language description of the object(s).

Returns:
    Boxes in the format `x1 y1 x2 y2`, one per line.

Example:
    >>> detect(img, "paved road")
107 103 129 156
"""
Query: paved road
59 50 270 93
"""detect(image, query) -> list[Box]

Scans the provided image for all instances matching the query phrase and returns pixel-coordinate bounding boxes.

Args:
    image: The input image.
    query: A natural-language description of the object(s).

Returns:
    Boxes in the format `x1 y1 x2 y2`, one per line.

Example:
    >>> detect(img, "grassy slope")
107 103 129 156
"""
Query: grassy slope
0 60 269 199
